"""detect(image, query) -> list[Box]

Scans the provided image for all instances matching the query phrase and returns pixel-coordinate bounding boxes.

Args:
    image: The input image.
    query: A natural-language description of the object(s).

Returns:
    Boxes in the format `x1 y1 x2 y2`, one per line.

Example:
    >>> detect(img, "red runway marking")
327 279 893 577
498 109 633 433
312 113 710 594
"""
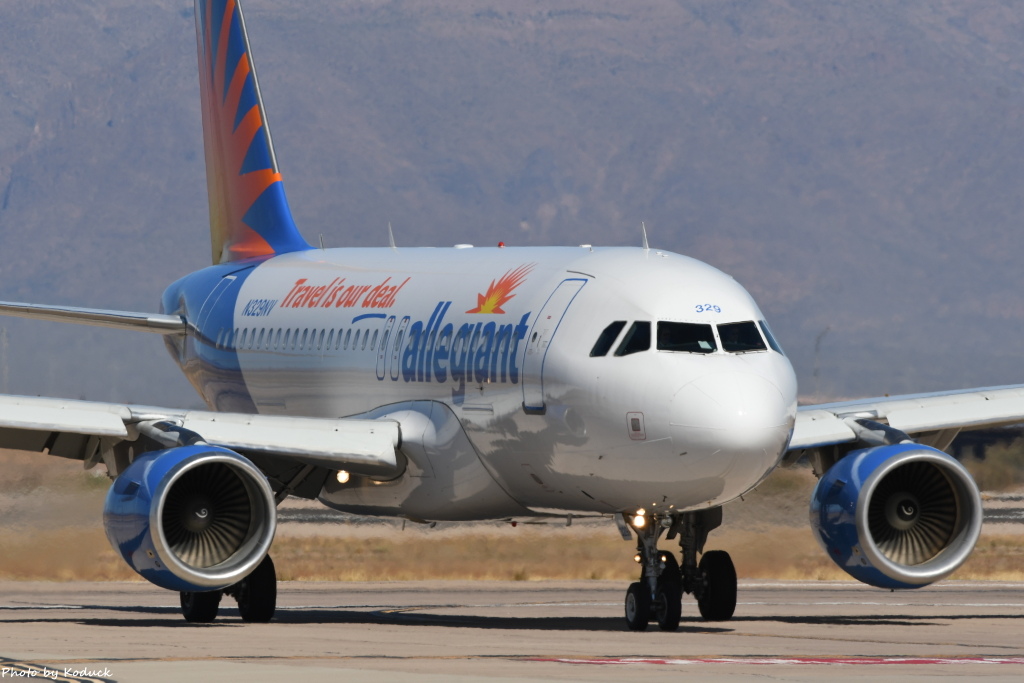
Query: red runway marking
531 656 1024 666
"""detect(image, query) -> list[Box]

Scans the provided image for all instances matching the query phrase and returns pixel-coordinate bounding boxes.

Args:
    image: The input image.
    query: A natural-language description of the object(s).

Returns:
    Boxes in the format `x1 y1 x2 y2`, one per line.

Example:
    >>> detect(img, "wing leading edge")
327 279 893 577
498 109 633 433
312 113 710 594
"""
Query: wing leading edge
0 394 403 488
789 384 1024 453
0 301 188 335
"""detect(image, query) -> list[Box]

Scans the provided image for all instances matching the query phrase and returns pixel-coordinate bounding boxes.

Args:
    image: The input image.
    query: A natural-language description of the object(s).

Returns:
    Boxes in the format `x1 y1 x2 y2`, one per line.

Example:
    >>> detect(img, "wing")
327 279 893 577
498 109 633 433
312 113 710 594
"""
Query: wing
0 394 402 497
0 301 188 334
788 384 1024 458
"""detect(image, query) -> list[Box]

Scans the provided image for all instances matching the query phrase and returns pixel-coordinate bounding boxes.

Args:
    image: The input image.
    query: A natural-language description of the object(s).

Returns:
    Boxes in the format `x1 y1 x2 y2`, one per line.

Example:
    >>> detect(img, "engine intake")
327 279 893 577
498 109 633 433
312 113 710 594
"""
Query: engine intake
104 445 276 592
810 444 981 589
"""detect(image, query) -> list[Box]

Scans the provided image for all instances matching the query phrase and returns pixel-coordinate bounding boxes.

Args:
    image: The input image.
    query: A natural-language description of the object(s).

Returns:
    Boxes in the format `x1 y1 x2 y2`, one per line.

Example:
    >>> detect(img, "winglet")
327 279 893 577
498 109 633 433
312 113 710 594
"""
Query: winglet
195 0 311 264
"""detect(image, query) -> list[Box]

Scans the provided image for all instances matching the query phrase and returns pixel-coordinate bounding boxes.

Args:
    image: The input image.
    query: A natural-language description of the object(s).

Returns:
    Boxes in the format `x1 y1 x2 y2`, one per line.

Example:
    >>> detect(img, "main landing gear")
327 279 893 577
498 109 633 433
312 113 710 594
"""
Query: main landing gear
622 508 736 631
180 555 277 623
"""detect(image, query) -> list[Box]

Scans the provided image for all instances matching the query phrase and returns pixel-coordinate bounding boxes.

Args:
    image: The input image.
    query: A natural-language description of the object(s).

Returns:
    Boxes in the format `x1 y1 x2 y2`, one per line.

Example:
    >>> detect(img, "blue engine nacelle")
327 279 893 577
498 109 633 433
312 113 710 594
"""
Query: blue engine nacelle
810 443 982 589
103 445 277 592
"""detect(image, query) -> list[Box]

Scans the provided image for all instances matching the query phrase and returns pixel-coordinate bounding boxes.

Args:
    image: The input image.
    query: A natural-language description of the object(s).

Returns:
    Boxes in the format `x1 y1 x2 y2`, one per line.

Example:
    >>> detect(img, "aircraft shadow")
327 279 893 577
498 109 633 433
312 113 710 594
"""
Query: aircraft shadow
727 613 1024 627
1 603 726 632
3 605 1018 631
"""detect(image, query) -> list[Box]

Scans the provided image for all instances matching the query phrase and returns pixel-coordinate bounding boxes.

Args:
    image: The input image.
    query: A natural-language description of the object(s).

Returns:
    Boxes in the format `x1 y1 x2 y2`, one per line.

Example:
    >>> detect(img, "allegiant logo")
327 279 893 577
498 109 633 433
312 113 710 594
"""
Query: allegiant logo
395 302 531 384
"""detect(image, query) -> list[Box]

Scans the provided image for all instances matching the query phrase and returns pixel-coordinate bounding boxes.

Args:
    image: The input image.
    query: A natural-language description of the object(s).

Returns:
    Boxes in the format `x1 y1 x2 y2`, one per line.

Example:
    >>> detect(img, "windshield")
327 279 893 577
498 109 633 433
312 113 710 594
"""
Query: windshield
718 321 767 353
615 321 651 356
590 321 626 357
657 322 716 354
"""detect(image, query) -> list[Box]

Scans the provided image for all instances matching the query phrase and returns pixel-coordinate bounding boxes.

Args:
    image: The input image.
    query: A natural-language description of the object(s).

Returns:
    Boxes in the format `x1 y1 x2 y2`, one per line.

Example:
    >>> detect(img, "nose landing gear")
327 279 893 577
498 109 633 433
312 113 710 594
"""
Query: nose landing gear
622 508 736 631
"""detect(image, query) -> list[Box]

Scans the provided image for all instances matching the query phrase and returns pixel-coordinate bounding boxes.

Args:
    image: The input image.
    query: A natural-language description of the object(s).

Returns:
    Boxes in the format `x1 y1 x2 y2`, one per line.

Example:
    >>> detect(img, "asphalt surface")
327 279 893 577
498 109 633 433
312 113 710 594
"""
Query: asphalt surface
0 580 1022 682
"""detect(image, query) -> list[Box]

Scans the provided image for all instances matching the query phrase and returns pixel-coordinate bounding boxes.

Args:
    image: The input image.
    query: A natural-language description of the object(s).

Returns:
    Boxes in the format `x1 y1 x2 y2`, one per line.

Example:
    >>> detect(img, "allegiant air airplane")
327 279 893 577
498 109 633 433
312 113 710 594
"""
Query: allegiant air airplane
1 0 1022 629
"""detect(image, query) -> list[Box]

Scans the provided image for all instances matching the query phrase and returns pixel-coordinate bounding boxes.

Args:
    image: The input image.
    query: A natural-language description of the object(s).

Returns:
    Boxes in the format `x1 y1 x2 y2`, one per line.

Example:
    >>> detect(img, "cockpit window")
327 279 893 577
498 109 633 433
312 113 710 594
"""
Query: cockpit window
759 320 785 355
614 321 651 356
590 321 627 357
718 321 767 353
657 322 717 354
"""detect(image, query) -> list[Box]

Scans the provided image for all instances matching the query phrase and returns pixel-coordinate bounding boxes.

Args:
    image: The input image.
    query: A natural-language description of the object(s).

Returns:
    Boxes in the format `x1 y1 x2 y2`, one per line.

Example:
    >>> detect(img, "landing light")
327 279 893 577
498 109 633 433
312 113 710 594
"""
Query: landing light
632 509 646 528
336 470 350 484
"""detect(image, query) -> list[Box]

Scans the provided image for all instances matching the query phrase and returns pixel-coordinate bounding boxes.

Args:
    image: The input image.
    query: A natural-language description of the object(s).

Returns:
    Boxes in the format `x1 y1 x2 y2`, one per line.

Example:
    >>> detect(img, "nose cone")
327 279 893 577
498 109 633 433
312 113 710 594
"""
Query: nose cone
671 371 794 473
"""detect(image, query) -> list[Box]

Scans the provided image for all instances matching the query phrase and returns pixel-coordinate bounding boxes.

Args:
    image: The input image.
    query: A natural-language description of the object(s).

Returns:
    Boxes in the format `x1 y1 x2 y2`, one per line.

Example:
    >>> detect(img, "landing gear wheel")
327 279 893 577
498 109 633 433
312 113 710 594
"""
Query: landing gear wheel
654 580 682 631
624 581 651 631
654 552 682 631
234 555 277 623
180 590 221 623
697 550 736 621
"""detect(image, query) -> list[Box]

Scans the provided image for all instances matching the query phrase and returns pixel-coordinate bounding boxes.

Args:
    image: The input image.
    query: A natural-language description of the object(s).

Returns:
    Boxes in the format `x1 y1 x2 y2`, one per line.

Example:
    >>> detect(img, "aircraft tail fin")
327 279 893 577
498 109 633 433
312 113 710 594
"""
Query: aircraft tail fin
194 0 311 264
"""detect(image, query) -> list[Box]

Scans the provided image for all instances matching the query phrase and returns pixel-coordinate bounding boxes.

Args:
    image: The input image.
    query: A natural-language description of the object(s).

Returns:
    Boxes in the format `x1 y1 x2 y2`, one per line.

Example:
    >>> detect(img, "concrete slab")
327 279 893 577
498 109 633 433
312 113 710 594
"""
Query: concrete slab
0 580 1022 681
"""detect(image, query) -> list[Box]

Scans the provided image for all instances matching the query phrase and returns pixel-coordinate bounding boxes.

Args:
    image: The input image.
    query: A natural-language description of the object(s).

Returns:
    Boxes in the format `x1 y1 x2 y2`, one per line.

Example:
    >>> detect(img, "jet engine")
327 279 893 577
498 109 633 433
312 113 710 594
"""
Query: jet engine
103 445 276 592
810 443 982 589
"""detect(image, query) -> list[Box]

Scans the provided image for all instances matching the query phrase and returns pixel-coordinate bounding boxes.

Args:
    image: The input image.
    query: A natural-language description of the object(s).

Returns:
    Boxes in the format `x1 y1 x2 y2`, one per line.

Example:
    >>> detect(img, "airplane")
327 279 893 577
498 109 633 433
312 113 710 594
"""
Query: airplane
2 0 1022 629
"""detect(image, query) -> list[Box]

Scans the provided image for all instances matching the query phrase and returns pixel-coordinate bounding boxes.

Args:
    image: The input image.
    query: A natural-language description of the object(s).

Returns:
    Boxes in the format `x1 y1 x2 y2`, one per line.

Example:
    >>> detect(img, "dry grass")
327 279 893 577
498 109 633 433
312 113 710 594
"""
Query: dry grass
955 534 1024 580
271 530 636 582
229 525 857 582
0 528 138 582
963 437 1024 491
4 524 1020 583
1 449 1022 582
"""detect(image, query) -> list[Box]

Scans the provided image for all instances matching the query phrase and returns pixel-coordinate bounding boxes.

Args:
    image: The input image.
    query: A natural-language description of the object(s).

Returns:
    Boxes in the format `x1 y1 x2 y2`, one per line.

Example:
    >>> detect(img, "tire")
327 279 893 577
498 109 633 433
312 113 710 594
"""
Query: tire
654 579 682 631
624 581 651 631
654 551 681 631
180 590 221 623
235 555 277 623
697 550 737 621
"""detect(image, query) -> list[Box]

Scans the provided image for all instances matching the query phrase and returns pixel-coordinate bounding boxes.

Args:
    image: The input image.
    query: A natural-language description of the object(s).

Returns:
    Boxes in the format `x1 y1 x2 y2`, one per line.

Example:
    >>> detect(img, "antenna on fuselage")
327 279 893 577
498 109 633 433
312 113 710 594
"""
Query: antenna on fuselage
641 222 650 251
318 234 325 250
388 222 397 250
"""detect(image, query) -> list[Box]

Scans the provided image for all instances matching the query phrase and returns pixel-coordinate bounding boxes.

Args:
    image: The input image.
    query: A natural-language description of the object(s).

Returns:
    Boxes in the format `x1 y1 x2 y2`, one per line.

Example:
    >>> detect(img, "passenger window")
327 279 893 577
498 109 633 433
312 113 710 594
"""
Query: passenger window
336 329 343 350
658 322 716 354
257 328 265 349
317 329 325 350
718 321 767 353
614 321 651 356
590 321 626 357
326 329 335 350
344 329 352 350
301 329 309 350
370 330 379 350
361 330 369 350
352 330 361 349
759 321 785 355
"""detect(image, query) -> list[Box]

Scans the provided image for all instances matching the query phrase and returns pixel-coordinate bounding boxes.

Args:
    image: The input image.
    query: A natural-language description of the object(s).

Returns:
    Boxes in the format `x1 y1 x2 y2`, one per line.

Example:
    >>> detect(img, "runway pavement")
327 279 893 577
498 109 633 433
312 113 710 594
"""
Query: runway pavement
0 579 1022 681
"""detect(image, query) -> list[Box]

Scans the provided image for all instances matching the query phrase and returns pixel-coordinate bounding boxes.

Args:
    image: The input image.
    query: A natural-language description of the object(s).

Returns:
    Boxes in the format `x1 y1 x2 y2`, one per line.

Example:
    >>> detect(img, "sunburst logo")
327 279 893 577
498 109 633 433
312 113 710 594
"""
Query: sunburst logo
467 264 535 314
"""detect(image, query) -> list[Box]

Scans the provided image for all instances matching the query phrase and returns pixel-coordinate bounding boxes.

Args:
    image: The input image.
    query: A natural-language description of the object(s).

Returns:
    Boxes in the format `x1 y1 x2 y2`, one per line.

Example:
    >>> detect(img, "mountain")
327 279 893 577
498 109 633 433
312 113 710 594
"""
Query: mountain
1 0 1023 406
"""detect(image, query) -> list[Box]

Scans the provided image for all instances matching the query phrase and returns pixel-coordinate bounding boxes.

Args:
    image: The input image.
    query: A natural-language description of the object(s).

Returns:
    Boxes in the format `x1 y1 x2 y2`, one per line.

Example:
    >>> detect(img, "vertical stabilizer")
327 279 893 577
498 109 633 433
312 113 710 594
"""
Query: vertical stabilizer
195 0 310 264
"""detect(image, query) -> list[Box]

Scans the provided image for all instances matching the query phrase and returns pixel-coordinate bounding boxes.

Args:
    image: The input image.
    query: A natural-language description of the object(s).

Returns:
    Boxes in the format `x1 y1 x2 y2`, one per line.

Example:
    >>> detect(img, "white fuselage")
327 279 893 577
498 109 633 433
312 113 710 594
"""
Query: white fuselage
178 245 798 520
